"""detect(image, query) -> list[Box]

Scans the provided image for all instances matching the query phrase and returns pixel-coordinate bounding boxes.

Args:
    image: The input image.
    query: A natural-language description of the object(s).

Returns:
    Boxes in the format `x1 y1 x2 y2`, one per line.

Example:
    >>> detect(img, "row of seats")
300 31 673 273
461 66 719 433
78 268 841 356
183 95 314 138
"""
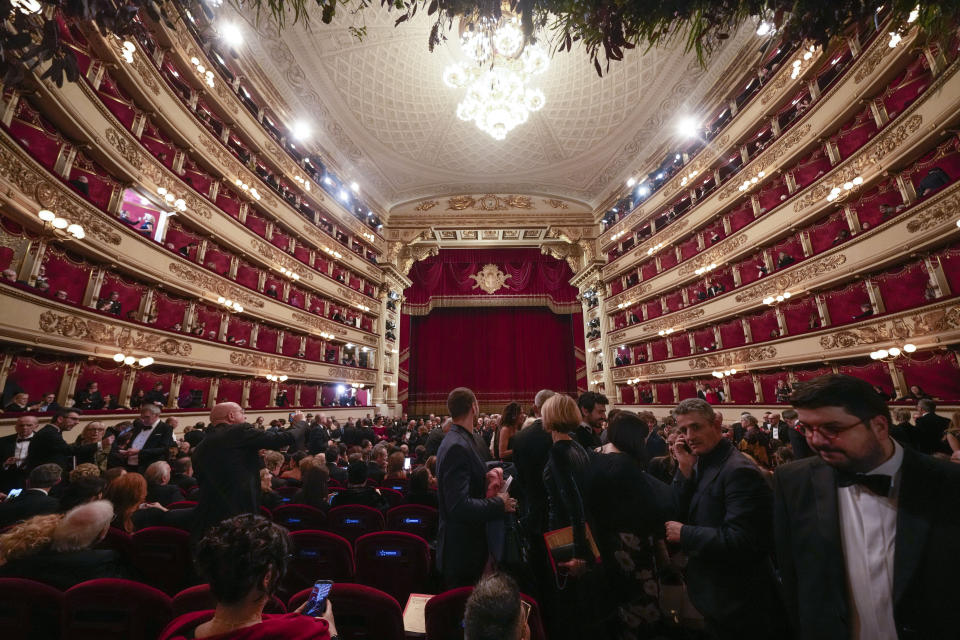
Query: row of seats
0 577 547 640
606 60 951 305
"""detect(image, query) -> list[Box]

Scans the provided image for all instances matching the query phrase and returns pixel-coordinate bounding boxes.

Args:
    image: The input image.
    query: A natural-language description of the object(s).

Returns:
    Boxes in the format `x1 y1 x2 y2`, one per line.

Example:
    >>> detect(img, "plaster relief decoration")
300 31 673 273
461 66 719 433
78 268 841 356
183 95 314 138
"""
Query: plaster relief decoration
0 141 122 246
677 234 748 277
415 200 439 211
447 194 535 211
290 312 349 337
328 366 377 382
819 302 960 350
230 351 307 374
641 308 705 334
470 264 513 294
38 311 192 356
905 187 960 233
688 346 777 370
168 263 265 308
543 199 569 209
734 253 848 302
612 363 667 381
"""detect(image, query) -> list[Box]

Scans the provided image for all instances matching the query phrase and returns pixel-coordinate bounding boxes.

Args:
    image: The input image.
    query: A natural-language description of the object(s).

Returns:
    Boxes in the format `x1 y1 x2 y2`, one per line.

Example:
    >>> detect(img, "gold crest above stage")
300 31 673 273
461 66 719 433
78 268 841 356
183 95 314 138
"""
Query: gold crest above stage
469 264 512 294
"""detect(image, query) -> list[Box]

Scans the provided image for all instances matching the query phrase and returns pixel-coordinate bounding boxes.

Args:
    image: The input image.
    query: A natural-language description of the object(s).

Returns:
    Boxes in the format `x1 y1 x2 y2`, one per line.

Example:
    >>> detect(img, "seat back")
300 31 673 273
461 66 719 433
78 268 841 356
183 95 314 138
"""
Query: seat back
424 588 546 640
165 501 197 510
171 584 286 617
327 505 384 544
95 527 133 565
130 526 193 594
280 530 355 598
424 586 473 640
379 487 404 508
0 577 64 640
288 583 404 640
380 478 407 493
386 504 438 542
157 610 213 640
354 531 431 605
62 578 172 640
272 504 328 531
275 485 300 503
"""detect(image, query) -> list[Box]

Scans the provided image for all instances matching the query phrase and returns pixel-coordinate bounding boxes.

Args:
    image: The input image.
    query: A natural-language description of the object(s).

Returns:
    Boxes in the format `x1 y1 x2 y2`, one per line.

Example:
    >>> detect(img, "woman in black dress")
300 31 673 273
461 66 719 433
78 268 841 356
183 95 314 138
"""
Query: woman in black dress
588 410 680 639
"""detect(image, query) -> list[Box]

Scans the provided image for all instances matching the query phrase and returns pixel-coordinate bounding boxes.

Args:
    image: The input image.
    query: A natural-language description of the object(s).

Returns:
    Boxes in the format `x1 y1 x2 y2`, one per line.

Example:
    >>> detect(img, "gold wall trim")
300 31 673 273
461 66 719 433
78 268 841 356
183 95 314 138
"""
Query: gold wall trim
229 351 307 374
168 263 265 309
819 302 960 350
38 310 192 356
687 345 778 370
733 253 848 303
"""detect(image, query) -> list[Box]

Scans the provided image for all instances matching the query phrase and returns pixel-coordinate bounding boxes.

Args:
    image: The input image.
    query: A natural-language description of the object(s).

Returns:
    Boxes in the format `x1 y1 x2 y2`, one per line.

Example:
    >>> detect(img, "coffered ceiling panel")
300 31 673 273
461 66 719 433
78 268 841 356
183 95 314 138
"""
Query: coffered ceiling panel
229 5 757 212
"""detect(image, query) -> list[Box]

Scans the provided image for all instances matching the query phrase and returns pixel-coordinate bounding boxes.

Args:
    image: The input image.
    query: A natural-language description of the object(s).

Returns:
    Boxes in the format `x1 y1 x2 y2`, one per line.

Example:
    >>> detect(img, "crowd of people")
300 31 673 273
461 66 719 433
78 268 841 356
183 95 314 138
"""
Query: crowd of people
0 374 957 638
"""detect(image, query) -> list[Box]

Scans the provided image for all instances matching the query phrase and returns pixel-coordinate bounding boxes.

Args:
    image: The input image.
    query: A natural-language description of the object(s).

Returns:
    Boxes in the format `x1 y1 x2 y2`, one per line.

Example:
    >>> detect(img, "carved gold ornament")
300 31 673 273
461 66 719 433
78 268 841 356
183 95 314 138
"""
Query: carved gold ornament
38 311 191 356
446 194 535 211
543 199 569 209
229 351 307 374
415 200 439 211
469 264 512 294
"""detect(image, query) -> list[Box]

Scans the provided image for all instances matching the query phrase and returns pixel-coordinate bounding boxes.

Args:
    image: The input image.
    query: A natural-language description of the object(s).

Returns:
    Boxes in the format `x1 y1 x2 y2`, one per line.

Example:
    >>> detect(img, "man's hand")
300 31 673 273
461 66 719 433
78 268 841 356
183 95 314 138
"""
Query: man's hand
498 492 517 513
558 558 588 577
665 521 684 544
673 435 697 478
123 448 139 458
3 456 16 468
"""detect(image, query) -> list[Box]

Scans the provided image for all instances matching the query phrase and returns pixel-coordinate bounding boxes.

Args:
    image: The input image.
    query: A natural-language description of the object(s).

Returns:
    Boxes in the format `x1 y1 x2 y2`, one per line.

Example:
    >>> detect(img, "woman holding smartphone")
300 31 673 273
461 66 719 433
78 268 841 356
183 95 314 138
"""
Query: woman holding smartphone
160 514 337 639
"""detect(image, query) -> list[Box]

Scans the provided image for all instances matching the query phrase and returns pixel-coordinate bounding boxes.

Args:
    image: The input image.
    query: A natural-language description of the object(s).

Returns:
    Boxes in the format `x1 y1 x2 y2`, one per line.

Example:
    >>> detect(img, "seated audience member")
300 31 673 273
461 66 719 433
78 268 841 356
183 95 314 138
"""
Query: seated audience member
403 466 439 509
281 451 308 483
916 166 950 197
832 228 851 246
0 500 127 589
74 382 104 411
775 379 792 403
69 174 90 196
28 392 60 413
807 312 821 329
463 572 530 640
160 515 338 640
4 392 29 412
897 384 932 402
292 456 330 512
259 468 283 511
324 445 348 485
57 474 107 512
852 302 874 320
263 450 287 490
145 461 183 506
890 407 916 449
172 456 198 492
330 460 387 511
0 463 62 526
96 291 122 315
384 451 407 482
103 472 166 532
776 252 795 269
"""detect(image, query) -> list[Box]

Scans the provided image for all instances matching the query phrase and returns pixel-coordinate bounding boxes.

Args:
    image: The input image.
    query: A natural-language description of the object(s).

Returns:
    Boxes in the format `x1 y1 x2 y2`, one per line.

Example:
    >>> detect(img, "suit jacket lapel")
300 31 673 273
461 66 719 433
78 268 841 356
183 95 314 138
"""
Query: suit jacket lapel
811 460 849 623
688 446 729 514
893 450 931 605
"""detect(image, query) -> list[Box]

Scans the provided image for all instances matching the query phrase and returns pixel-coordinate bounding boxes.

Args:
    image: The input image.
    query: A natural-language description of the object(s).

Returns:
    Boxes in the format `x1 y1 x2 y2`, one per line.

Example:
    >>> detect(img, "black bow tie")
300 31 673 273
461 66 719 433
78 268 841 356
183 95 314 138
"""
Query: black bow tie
837 472 892 496
17 438 30 443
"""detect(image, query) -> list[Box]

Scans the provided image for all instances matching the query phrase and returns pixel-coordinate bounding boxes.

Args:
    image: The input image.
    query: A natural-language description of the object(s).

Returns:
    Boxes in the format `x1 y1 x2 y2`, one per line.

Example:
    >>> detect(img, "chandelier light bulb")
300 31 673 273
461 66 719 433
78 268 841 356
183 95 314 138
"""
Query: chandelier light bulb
903 343 917 353
876 349 889 360
52 217 68 229
123 356 136 365
677 116 699 138
218 296 226 303
38 209 56 222
196 64 206 74
756 21 772 36
888 347 901 357
279 375 288 382
123 41 135 52
138 357 154 367
113 353 125 362
220 22 243 47
67 223 83 237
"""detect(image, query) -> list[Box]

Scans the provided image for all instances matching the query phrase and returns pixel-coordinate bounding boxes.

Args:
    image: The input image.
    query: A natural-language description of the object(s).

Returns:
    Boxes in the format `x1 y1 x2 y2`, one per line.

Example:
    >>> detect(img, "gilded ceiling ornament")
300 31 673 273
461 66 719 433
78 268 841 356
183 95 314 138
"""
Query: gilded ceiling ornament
819 303 960 350
469 264 513 294
612 363 667 380
446 194 535 211
415 200 439 212
38 311 191 356
543 199 569 209
327 366 376 382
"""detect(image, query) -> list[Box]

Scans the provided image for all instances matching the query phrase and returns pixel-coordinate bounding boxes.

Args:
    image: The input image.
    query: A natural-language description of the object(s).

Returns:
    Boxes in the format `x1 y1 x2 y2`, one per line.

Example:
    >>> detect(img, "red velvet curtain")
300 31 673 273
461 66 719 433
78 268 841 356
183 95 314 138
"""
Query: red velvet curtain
215 189 242 219
641 260 657 280
728 373 756 403
670 334 691 358
838 359 893 391
9 101 64 170
738 253 767 286
665 291 684 313
659 250 678 271
68 155 116 212
300 384 318 408
407 307 577 414
791 364 834 383
76 361 124 400
650 339 668 361
216 378 243 404
271 231 290 251
823 281 870 326
227 316 253 345
293 245 311 265
749 308 781 342
235 261 260 290
288 287 306 309
936 245 960 293
8 356 66 400
320 384 337 407
180 375 211 407
248 380 271 409
245 212 268 238
834 106 878 160
873 261 932 314
882 54 932 119
153 291 187 332
693 327 716 351
758 370 790 403
809 211 850 254
257 326 279 353
896 351 960 402
782 296 818 335
677 380 697 400
679 237 699 261
42 247 91 304
718 318 746 349
645 301 662 320
281 333 301 358
619 385 635 404
655 382 675 404
182 162 213 198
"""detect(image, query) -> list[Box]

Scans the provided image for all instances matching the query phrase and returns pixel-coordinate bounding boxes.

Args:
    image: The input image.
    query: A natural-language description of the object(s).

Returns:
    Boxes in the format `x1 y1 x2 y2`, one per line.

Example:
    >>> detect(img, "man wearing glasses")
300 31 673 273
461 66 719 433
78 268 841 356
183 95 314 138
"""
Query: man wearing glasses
775 374 960 640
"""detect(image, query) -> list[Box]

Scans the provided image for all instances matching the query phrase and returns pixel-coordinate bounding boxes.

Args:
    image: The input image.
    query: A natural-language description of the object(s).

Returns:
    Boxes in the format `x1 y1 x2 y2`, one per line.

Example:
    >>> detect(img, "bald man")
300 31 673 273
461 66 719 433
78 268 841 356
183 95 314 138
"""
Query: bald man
192 402 307 537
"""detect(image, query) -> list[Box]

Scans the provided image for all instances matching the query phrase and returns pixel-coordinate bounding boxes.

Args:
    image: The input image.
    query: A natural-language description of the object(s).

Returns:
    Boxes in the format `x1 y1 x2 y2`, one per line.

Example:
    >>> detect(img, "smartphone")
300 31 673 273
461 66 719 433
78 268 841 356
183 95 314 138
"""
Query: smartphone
403 457 412 471
303 579 333 617
6 488 22 499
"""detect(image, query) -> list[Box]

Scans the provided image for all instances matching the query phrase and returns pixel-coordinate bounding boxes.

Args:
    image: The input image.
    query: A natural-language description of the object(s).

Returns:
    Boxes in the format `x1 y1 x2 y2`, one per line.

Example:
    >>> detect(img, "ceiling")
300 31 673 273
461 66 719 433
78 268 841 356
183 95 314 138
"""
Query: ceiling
229 6 758 213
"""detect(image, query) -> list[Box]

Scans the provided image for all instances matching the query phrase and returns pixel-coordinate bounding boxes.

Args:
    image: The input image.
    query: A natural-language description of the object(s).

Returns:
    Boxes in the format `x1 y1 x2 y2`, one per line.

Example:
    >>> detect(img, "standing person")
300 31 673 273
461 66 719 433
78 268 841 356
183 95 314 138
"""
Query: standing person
192 402 307 538
0 415 37 492
511 389 555 541
436 387 516 588
493 402 522 461
26 409 98 473
782 409 814 458
574 391 607 450
664 398 784 639
914 398 950 455
119 405 175 472
775 374 960 640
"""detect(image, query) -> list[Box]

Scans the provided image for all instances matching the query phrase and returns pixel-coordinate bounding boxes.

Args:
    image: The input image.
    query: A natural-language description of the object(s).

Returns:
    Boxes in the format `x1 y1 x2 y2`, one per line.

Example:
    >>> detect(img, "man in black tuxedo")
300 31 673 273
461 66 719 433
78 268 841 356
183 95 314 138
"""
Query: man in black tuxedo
73 382 104 411
436 387 516 588
119 405 175 472
0 415 38 492
782 408 814 458
0 463 61 527
665 398 785 639
192 402 307 538
775 374 960 640
26 409 97 473
510 389 555 541
913 398 950 455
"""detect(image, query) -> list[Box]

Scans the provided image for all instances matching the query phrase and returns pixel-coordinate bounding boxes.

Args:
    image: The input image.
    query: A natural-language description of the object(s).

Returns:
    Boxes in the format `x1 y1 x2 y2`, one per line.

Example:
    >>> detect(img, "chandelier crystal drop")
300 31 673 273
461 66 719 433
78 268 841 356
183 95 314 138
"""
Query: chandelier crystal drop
443 14 549 141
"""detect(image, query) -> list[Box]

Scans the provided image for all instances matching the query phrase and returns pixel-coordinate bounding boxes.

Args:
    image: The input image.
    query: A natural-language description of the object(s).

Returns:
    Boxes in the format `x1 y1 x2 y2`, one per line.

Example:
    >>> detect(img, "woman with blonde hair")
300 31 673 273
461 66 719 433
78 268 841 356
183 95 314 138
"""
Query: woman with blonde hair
0 513 61 566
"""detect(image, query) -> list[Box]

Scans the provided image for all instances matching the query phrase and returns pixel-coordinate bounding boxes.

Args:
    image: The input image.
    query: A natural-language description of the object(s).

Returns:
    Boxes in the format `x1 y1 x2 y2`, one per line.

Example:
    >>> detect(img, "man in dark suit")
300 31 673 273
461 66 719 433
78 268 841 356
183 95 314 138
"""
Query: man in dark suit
776 374 960 640
145 461 184 506
783 408 814 458
170 456 198 492
73 382 103 411
325 445 348 486
437 387 516 588
0 415 38 492
192 402 307 538
119 405 175 472
665 398 785 639
640 411 668 459
26 409 97 472
574 391 607 449
913 398 950 454
28 392 60 413
0 463 61 527
511 389 555 540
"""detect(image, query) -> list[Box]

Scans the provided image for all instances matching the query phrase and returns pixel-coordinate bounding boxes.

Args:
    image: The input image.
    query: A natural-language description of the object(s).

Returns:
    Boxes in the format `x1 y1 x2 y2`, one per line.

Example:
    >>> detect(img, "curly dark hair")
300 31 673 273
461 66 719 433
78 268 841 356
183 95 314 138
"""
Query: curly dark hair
195 515 290 605
501 402 523 428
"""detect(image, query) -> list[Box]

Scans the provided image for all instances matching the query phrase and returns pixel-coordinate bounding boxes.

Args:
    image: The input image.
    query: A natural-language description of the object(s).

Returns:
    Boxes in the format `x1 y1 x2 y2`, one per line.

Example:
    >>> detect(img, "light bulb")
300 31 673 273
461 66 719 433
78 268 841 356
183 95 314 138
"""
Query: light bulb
903 343 916 353
279 375 288 382
138 357 154 367
113 353 125 362
67 223 83 236
888 347 901 357
52 217 68 229
876 349 889 359
196 65 206 74
218 296 226 303
124 356 136 365
782 292 791 299
38 209 56 222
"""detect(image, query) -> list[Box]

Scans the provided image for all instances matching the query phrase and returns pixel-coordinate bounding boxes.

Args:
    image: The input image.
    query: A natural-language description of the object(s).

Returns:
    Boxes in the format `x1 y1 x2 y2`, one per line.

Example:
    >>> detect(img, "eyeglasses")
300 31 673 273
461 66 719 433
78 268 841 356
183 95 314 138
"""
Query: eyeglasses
796 419 864 439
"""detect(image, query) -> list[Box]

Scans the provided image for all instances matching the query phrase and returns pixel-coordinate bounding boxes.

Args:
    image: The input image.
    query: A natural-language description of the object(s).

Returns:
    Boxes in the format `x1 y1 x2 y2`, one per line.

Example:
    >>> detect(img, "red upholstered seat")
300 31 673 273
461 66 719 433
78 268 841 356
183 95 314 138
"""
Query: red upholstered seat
130 526 194 595
424 587 547 640
281 530 355 597
288 583 404 640
62 578 172 640
379 487 404 508
354 532 431 605
386 504 438 542
0 577 64 640
273 504 328 531
172 584 286 617
327 505 385 544
95 526 133 566
157 610 213 640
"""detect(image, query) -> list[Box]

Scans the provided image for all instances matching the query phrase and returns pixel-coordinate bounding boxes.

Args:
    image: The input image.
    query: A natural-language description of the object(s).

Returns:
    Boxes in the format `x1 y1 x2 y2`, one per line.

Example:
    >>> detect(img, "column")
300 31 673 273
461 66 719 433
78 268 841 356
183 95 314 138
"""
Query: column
168 373 182 410
83 267 105 309
208 378 220 408
241 380 251 409
118 368 136 408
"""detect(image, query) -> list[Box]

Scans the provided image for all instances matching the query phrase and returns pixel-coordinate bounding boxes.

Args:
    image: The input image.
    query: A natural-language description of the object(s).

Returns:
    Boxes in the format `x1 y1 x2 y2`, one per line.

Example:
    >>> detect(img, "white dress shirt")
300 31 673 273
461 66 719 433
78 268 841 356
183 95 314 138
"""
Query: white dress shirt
12 435 32 468
129 423 157 466
837 440 904 640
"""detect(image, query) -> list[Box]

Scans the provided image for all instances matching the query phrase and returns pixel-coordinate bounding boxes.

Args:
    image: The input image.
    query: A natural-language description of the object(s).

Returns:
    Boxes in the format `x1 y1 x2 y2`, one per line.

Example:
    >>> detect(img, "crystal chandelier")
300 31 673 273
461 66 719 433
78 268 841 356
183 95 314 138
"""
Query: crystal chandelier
442 14 549 141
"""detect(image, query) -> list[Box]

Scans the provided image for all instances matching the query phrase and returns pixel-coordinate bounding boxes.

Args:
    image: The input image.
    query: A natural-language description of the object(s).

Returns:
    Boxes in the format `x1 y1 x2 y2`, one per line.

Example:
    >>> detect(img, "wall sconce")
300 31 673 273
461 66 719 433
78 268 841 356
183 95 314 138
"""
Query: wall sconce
323 246 344 260
216 296 243 313
763 291 792 306
825 176 863 202
646 242 664 256
266 373 288 382
38 209 85 240
277 266 300 281
113 353 154 368
189 56 215 87
737 170 766 193
657 328 675 337
870 343 916 361
711 368 738 378
234 178 262 201
156 187 187 212
695 263 718 276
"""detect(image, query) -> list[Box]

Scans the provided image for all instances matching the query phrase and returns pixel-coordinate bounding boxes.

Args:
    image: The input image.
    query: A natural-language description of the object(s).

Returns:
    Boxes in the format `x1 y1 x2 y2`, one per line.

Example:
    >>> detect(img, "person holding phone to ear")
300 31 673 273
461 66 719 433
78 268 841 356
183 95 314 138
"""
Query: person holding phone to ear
161 514 338 640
